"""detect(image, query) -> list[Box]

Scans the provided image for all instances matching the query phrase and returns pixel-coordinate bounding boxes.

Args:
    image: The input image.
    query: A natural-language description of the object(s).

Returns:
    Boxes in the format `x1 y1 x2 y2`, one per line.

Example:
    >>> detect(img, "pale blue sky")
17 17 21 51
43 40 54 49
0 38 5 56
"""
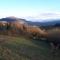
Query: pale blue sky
0 0 60 21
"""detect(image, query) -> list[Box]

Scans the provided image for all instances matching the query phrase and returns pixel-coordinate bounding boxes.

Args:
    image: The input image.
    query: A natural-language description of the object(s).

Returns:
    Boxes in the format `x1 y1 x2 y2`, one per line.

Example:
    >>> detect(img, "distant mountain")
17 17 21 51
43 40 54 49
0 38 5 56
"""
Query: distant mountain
54 23 60 27
0 17 60 27
27 20 60 27
0 17 26 23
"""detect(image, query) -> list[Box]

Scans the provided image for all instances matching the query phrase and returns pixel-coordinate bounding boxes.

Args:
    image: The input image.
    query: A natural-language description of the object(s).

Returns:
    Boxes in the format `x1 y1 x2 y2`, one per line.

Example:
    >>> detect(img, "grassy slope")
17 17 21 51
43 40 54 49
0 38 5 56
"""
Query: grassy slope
0 35 60 60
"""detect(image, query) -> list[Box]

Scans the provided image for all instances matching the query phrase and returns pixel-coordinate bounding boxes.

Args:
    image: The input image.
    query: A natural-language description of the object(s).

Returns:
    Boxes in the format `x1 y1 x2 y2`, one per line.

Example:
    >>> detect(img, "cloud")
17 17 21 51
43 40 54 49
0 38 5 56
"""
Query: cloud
40 13 60 18
27 12 60 20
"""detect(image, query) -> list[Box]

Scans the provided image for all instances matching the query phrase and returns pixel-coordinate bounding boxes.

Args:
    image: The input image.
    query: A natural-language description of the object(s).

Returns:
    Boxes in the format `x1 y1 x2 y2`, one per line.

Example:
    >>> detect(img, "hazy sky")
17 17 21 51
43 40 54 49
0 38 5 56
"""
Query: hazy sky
0 0 60 21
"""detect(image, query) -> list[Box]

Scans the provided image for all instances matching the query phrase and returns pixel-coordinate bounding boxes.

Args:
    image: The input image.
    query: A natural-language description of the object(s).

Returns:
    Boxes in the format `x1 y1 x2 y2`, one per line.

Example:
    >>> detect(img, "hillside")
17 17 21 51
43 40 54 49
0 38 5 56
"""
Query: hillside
0 17 60 60
0 35 60 60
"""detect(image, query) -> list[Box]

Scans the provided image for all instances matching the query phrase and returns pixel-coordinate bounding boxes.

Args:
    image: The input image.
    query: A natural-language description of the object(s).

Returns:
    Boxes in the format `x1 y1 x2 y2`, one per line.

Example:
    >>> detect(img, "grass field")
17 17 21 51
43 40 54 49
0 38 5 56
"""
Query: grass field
0 35 60 60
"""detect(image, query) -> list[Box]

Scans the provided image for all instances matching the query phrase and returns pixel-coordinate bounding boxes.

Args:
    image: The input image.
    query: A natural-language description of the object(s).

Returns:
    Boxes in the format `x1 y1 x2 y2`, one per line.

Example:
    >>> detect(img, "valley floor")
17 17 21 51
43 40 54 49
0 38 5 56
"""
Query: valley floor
0 35 60 60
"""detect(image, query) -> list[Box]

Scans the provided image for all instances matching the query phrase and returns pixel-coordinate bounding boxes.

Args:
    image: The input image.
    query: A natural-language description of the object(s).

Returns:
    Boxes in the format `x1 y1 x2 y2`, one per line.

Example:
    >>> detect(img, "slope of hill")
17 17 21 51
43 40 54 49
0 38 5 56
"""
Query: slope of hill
0 17 60 60
0 35 60 60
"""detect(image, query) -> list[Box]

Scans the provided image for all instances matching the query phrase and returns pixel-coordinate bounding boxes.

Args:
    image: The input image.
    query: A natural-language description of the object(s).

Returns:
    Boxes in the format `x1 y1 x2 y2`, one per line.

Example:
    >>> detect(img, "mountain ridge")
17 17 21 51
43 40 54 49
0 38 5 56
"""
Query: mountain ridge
0 17 60 27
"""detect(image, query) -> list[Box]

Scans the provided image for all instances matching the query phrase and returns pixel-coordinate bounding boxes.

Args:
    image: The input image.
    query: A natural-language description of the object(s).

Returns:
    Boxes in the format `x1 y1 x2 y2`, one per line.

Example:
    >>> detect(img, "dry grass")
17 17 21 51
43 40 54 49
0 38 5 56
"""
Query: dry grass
0 35 59 60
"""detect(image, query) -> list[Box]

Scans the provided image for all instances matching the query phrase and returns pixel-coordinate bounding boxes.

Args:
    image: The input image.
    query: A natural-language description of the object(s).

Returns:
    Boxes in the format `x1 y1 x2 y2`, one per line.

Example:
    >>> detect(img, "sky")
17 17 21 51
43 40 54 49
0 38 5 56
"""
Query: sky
0 0 60 21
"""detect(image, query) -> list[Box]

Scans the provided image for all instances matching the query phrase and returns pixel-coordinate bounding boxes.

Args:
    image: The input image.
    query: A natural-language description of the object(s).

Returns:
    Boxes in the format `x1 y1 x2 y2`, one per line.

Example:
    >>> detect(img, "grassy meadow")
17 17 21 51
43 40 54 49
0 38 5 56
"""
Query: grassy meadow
0 35 60 60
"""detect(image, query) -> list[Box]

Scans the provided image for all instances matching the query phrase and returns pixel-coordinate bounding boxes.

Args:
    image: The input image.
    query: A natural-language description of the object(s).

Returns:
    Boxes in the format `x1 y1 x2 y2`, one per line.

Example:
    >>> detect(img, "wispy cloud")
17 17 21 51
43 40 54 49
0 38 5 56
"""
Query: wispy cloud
26 12 60 20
